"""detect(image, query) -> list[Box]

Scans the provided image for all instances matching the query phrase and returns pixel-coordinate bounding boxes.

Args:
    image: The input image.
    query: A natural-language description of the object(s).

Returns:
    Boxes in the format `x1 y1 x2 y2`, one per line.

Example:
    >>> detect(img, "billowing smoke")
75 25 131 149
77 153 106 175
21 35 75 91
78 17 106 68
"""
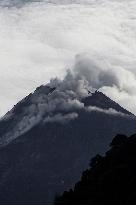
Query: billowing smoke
0 0 136 116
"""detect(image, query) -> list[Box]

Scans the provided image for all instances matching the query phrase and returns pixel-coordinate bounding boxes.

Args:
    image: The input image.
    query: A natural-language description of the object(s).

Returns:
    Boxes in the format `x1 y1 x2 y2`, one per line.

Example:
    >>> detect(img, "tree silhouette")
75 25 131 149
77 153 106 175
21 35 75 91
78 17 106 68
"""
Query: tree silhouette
110 134 127 147
89 154 103 167
54 134 136 205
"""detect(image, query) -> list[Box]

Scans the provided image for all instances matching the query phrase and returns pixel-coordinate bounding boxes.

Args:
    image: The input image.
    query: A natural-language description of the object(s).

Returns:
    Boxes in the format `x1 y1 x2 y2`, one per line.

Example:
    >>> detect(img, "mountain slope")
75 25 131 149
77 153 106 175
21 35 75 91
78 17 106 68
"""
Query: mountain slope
55 134 136 205
0 85 136 205
82 91 132 115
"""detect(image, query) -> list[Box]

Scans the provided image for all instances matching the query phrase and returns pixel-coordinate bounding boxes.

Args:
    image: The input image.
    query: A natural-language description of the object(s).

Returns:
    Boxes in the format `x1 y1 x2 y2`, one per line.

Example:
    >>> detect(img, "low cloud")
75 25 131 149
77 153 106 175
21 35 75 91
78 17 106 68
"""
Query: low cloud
44 112 78 124
86 106 130 118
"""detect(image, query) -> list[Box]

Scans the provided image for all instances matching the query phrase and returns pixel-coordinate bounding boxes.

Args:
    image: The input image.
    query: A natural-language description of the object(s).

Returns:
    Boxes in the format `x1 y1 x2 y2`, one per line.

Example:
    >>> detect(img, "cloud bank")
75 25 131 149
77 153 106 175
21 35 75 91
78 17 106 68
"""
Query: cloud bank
0 0 136 115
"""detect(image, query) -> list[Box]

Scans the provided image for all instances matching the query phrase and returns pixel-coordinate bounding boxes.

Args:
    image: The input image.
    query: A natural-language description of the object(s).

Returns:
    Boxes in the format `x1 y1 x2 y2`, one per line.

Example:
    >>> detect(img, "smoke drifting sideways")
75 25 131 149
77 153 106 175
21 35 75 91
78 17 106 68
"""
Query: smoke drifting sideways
1 64 132 147
0 0 136 116
5 58 132 125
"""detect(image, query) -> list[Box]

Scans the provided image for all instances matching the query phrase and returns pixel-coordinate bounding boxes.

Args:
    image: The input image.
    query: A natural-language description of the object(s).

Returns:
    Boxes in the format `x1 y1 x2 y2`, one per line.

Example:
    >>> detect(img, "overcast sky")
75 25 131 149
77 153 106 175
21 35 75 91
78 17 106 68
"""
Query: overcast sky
0 0 136 116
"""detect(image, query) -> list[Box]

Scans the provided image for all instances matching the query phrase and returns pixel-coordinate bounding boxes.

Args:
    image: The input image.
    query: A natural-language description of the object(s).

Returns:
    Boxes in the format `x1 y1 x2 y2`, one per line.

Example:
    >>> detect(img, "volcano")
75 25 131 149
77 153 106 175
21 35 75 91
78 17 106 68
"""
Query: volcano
0 84 136 205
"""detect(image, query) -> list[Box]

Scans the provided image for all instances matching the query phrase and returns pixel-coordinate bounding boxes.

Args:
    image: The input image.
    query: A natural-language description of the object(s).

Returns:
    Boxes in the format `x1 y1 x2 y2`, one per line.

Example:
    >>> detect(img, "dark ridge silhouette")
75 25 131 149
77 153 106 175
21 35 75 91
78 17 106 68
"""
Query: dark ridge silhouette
55 134 136 205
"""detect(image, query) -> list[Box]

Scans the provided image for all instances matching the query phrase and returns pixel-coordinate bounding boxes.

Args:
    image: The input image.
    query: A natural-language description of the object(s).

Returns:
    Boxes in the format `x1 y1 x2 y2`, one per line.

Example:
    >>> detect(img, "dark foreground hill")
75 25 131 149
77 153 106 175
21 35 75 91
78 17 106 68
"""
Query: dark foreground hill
0 85 136 205
55 134 136 205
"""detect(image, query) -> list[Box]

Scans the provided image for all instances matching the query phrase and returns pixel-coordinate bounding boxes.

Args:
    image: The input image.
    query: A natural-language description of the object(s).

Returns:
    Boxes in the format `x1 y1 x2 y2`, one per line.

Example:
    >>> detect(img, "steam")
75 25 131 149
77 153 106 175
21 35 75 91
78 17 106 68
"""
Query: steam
0 0 136 115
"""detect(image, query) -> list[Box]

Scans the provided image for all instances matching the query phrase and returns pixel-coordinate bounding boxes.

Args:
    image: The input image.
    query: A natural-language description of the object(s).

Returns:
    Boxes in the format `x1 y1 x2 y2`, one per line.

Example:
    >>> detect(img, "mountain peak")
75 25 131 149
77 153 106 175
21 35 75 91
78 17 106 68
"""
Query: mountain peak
82 90 132 115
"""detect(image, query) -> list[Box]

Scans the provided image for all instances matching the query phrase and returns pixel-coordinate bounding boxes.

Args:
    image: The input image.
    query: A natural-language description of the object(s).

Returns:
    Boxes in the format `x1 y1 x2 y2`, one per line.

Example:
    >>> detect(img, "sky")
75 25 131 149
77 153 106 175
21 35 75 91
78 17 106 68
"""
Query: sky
0 0 136 116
